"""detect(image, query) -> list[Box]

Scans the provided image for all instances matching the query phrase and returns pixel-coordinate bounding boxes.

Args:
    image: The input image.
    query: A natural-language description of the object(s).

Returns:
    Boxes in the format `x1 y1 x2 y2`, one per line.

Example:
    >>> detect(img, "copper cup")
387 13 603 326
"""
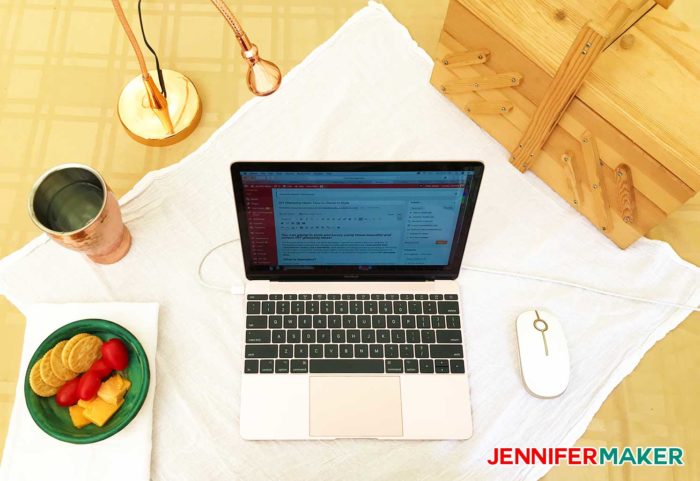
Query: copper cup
28 164 131 264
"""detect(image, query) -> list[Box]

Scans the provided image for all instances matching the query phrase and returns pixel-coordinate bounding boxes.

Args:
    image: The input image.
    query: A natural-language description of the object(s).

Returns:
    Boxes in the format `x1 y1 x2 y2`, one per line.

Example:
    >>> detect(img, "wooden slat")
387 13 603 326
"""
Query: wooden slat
581 131 612 232
466 100 513 114
442 49 490 67
615 164 637 223
440 72 521 94
510 24 608 172
562 151 582 207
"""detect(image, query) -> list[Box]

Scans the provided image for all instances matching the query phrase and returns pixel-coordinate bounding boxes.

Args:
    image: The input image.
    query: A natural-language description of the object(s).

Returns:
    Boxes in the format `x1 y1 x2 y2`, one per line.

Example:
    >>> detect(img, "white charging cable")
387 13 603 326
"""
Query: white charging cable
197 239 240 292
460 265 700 312
196 238 700 312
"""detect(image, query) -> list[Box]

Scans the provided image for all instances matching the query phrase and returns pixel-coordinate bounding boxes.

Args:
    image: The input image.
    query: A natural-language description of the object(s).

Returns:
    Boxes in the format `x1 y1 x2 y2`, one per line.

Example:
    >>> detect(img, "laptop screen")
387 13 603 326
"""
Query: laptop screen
231 162 484 280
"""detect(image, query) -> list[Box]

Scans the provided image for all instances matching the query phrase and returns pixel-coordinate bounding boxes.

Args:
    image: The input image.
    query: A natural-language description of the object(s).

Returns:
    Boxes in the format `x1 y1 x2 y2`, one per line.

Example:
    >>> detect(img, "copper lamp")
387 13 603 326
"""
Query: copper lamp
209 0 282 96
111 0 202 146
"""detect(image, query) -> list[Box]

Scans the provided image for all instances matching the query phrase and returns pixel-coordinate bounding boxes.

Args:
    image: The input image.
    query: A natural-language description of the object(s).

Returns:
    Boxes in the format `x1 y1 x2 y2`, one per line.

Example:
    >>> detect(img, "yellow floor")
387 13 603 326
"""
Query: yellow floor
0 0 699 479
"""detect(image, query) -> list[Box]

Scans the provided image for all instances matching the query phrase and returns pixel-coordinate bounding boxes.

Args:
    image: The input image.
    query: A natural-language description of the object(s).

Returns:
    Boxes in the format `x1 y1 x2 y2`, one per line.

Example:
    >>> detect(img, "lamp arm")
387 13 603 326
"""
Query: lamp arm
111 0 150 78
110 0 174 134
209 0 254 51
208 0 282 96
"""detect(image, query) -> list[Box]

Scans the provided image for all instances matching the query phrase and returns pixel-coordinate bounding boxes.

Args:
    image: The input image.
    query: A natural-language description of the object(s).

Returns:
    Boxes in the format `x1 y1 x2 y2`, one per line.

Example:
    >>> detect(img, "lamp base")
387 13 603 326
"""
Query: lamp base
117 69 202 147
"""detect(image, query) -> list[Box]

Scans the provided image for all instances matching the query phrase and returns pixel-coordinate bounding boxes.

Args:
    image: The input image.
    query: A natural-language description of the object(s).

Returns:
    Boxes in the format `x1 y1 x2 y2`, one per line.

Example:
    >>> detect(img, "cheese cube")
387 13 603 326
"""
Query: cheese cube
82 397 124 427
97 374 131 405
69 404 91 429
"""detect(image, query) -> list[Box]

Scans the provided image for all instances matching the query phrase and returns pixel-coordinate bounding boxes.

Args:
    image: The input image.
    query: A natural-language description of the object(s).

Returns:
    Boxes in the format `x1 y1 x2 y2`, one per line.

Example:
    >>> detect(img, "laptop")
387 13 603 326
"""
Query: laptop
231 161 484 440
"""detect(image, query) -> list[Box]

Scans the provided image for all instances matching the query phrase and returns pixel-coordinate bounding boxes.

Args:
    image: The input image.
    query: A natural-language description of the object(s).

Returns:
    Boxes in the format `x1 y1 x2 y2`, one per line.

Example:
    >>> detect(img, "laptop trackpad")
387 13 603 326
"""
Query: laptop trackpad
309 376 403 437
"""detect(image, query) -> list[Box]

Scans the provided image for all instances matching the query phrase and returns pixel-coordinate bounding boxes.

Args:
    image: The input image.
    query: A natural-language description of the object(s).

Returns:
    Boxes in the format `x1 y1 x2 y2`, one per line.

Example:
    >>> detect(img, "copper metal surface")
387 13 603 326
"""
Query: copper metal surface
28 164 131 264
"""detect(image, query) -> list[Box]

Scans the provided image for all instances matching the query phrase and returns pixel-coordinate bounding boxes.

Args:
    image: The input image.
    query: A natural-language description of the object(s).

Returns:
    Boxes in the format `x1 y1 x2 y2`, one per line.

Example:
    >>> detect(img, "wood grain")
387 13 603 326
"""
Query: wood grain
615 163 637 223
562 151 582 207
585 7 700 189
510 24 607 172
432 0 696 246
440 72 521 93
581 131 613 231
442 49 490 67
465 100 513 114
432 31 668 246
458 0 700 189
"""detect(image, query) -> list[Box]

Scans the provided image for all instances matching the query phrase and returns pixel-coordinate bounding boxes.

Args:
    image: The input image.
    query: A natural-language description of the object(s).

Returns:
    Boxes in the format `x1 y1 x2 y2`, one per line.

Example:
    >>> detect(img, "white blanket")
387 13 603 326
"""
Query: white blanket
1 3 699 480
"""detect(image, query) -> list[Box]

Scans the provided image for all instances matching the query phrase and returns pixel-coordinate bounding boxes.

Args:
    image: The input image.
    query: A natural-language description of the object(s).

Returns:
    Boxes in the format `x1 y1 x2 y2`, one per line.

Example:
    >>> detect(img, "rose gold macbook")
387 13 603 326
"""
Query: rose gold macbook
231 161 484 439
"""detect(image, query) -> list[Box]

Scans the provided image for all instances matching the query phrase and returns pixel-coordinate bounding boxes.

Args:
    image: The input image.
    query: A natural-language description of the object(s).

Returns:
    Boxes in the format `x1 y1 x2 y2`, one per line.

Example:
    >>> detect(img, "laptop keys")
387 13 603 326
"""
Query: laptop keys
404 359 419 373
435 359 450 373
245 360 258 373
245 345 277 358
385 359 403 373
291 360 308 373
243 293 465 375
275 360 289 373
260 360 274 373
246 330 270 343
310 359 383 373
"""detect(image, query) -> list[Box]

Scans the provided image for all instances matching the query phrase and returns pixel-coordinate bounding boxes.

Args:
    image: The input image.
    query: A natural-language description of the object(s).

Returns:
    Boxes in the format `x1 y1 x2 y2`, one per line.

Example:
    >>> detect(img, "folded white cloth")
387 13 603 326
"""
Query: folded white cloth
0 3 699 480
0 303 158 481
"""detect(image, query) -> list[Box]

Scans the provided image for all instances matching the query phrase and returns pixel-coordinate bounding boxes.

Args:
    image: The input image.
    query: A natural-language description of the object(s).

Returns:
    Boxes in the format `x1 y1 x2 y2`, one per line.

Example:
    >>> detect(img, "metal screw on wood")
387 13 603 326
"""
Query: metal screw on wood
500 106 507 112
563 156 570 162
616 170 623 177
478 54 483 59
443 59 448 65
602 226 607 231
592 184 599 189
582 138 589 143
474 83 480 88
511 77 517 83
623 216 632 223
573 200 578 205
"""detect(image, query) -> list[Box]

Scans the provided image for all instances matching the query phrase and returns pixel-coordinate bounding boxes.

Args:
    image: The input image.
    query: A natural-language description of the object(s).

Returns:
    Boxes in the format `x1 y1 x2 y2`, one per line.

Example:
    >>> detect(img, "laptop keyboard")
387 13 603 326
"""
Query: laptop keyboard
244 293 465 375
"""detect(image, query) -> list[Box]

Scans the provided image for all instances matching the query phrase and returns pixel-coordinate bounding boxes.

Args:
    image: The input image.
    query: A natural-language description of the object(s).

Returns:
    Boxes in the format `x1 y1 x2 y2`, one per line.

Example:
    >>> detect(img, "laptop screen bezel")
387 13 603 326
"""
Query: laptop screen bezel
230 161 484 281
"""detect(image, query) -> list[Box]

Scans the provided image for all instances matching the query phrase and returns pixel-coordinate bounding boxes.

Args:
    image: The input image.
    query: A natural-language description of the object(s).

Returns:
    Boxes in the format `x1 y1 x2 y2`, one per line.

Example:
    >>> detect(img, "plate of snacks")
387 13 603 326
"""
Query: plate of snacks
24 319 150 444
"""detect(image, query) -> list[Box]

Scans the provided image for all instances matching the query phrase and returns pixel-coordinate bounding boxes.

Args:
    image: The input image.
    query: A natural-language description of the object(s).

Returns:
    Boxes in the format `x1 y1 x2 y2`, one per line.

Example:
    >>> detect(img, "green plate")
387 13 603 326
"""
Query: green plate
24 319 150 444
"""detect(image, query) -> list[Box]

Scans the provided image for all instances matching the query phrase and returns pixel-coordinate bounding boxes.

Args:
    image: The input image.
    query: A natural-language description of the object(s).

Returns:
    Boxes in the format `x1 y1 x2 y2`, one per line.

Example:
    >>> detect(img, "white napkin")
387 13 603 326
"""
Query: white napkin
0 302 158 481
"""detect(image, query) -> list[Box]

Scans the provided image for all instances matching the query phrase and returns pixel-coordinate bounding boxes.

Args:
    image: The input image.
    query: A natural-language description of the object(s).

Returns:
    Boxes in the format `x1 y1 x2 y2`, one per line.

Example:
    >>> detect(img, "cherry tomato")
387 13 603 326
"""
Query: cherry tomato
88 358 113 379
55 377 81 407
101 338 129 371
77 371 101 400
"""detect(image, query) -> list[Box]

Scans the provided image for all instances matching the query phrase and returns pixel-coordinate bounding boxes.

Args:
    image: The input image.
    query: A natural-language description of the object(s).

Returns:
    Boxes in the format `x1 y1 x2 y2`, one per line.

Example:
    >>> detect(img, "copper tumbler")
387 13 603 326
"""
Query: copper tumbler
28 164 131 264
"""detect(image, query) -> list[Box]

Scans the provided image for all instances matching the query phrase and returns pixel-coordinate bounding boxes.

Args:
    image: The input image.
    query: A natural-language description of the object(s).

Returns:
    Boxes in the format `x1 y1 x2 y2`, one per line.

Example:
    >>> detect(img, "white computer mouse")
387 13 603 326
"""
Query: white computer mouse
515 310 569 398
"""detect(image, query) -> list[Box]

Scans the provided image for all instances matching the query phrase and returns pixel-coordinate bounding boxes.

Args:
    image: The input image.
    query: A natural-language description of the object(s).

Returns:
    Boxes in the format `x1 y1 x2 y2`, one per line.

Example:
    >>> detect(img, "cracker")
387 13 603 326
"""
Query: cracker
61 333 89 367
29 360 58 397
50 340 77 381
67 335 103 373
39 350 64 388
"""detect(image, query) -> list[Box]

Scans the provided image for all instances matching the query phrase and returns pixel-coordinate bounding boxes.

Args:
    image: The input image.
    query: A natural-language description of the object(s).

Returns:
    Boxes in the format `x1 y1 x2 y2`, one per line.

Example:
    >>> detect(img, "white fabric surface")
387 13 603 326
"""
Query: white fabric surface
1 3 699 480
0 302 159 481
